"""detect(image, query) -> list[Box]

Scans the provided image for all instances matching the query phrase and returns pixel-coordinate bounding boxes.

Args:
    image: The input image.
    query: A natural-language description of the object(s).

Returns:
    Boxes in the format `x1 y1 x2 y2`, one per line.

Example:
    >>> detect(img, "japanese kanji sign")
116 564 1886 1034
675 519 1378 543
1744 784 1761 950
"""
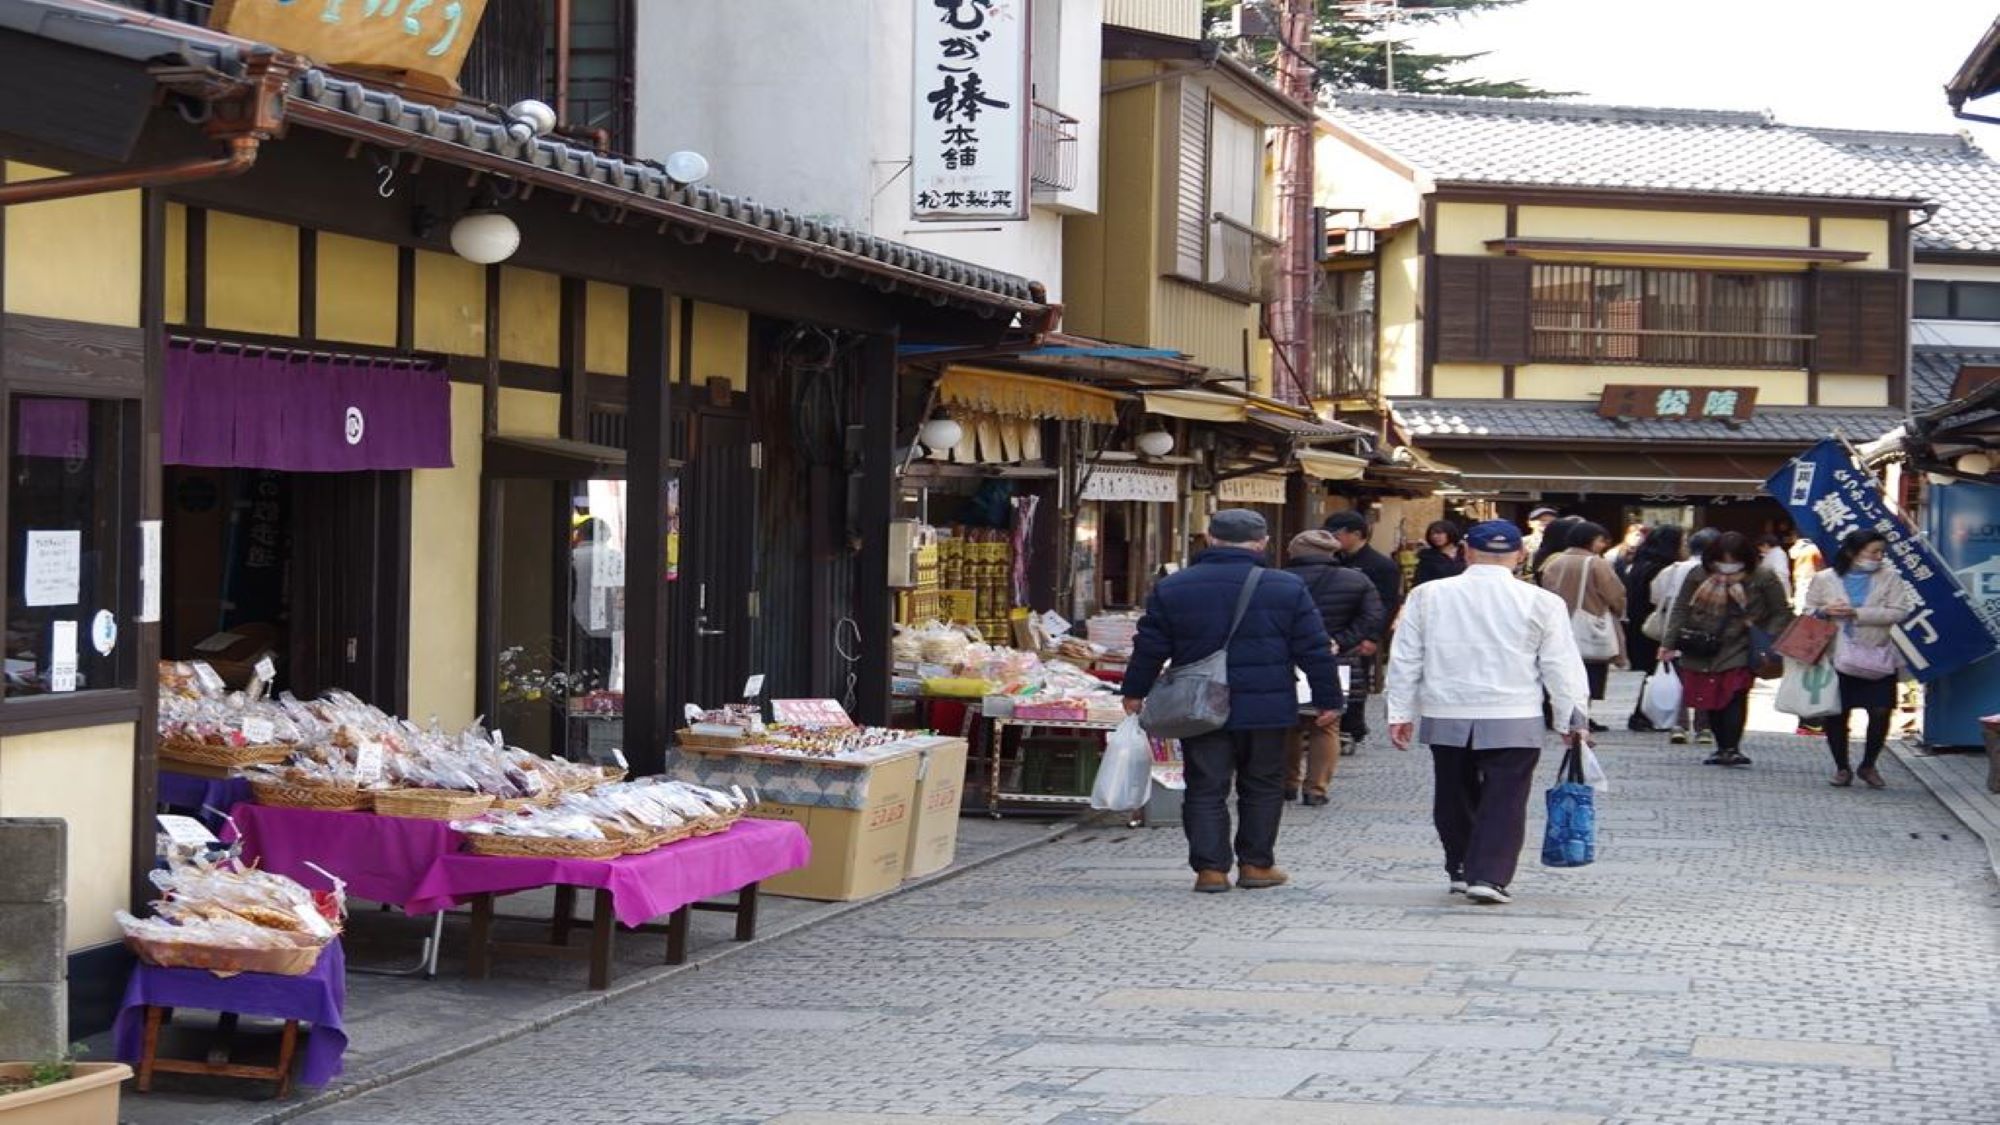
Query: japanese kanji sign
1597 384 1758 421
912 0 1029 222
1767 439 2000 682
212 0 490 91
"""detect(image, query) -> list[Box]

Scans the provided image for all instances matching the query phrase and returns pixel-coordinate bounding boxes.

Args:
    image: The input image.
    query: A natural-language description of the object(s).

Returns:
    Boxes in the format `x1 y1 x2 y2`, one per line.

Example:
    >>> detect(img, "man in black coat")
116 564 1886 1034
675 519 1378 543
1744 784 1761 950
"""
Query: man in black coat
1322 509 1403 752
1123 509 1343 893
1283 530 1386 805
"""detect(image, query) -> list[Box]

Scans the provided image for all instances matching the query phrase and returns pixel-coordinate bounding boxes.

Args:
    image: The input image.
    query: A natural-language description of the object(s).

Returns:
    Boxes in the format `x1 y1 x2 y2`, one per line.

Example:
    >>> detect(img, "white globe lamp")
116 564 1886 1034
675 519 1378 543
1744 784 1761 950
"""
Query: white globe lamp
449 210 521 265
919 415 963 454
665 151 711 186
1136 429 1175 457
1955 451 1993 477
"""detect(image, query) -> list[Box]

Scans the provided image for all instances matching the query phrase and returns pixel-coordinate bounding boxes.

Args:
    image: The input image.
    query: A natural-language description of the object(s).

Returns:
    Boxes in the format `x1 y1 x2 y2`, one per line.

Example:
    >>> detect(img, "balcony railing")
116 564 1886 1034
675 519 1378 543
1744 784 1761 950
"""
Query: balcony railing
1528 263 1811 369
1312 305 1377 401
1207 214 1279 303
1030 102 1080 194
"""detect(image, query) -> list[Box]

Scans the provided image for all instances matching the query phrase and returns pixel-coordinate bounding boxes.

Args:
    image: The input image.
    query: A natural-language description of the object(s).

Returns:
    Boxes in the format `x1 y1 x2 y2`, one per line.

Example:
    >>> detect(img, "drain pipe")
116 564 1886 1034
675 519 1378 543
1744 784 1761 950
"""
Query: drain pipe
0 134 262 207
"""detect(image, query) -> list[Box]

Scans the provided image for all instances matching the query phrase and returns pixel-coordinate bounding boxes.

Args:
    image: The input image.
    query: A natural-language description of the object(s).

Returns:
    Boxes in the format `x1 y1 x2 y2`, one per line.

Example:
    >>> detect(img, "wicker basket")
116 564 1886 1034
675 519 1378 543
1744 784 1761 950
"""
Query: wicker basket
690 814 739 838
160 739 294 771
676 727 752 750
371 788 495 820
490 792 558 813
249 779 370 812
125 934 326 977
462 833 622 859
557 765 625 792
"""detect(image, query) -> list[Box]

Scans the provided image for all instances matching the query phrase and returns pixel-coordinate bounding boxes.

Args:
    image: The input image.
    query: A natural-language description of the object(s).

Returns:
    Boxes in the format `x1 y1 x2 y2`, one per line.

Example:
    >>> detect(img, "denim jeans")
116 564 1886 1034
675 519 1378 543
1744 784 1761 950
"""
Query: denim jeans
1181 728 1288 873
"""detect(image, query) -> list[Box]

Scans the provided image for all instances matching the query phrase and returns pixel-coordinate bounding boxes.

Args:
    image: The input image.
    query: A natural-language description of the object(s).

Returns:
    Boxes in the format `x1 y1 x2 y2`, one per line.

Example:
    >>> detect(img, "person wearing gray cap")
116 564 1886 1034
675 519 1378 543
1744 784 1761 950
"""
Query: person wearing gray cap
1122 509 1344 893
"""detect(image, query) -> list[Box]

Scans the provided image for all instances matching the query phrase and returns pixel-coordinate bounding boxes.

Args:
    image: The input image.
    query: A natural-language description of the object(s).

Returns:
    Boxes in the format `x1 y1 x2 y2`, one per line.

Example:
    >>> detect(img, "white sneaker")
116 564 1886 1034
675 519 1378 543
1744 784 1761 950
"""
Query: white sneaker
1449 879 1468 895
1465 882 1512 905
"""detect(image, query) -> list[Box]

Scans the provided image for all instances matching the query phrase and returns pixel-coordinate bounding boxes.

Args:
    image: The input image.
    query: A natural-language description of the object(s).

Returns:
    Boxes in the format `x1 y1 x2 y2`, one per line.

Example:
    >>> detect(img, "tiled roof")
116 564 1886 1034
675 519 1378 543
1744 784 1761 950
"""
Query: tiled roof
1804 129 2000 254
1323 93 1927 205
1391 398 1906 446
1913 347 2000 411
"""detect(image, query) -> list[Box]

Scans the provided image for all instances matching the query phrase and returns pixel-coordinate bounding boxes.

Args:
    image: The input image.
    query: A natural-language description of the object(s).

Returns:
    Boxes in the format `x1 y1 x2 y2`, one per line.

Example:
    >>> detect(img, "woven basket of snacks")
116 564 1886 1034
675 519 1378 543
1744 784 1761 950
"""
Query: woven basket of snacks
675 727 752 750
249 779 371 812
160 739 294 771
690 814 738 838
558 765 625 793
489 792 558 813
462 834 623 859
371 788 495 821
124 934 324 977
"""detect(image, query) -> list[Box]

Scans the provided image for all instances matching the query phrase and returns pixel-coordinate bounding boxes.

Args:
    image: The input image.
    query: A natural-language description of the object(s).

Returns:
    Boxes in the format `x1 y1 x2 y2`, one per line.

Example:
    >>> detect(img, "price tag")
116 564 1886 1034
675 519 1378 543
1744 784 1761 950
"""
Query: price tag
610 747 628 769
193 661 226 695
742 674 766 700
771 699 854 728
292 902 335 939
490 729 506 749
353 741 384 784
242 717 275 744
156 814 218 849
254 655 277 683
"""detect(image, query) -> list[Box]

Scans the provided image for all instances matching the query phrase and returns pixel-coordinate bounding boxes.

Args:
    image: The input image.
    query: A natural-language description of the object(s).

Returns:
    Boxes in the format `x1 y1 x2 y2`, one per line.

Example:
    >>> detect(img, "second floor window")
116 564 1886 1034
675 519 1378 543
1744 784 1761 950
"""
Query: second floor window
1170 83 1274 302
1529 264 1809 369
1915 279 2000 321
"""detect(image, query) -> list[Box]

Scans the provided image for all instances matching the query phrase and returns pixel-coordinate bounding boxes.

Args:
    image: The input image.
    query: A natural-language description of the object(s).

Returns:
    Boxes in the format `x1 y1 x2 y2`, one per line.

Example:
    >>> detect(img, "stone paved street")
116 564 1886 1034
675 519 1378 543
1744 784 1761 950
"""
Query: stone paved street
298 682 2000 1125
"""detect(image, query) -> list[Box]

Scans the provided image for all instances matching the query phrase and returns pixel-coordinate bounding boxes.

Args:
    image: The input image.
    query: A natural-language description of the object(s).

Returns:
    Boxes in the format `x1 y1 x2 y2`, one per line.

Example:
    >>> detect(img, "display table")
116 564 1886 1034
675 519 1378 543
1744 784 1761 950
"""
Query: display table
113 940 347 1097
157 771 254 830
405 818 810 989
984 713 1121 817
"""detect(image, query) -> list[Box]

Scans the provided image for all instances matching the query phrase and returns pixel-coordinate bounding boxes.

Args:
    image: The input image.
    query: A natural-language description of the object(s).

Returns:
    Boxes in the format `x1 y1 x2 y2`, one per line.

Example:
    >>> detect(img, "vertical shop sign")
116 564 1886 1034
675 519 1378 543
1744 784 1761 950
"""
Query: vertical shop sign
912 0 1029 221
1767 439 2000 681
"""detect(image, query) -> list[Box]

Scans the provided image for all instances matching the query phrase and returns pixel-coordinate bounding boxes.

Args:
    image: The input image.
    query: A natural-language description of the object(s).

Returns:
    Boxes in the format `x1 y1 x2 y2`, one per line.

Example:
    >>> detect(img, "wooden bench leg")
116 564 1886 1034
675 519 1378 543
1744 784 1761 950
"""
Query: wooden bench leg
467 893 494 980
273 1020 299 1099
551 884 577 946
665 905 690 965
587 889 614 991
734 882 759 942
138 1006 163 1092
206 1012 239 1067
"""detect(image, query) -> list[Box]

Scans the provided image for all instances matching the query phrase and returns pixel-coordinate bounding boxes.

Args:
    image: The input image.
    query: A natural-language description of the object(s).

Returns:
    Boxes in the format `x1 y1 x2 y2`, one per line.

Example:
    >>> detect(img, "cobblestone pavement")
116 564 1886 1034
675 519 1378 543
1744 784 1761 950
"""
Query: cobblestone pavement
301 680 2000 1125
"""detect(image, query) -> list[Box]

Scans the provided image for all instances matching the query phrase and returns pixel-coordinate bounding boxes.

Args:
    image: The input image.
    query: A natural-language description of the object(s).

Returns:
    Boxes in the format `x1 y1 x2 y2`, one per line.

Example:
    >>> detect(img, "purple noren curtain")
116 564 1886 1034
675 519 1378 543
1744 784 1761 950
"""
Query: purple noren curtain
164 346 453 471
16 398 90 459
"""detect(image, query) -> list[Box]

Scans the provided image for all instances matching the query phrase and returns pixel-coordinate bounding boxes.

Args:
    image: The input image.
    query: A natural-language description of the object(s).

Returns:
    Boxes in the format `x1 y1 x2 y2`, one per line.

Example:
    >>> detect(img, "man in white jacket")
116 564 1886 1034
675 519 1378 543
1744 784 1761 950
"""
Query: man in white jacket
1387 520 1591 905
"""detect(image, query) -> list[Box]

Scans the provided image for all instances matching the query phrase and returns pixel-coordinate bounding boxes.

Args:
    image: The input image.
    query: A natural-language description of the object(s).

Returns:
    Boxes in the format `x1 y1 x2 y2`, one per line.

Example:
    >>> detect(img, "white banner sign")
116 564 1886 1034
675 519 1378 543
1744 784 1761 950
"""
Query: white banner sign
1215 474 1289 505
912 0 1029 221
1080 465 1179 503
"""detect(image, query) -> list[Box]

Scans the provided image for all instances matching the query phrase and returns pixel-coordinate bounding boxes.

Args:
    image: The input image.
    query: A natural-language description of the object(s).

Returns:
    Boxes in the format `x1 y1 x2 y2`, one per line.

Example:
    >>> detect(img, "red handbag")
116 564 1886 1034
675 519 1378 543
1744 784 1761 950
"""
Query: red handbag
1772 615 1838 664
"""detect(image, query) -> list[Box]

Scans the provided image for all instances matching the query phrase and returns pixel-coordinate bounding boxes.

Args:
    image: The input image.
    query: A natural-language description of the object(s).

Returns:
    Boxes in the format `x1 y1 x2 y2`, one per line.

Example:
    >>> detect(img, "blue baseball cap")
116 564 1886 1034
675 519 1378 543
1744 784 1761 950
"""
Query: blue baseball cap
1466 520 1524 552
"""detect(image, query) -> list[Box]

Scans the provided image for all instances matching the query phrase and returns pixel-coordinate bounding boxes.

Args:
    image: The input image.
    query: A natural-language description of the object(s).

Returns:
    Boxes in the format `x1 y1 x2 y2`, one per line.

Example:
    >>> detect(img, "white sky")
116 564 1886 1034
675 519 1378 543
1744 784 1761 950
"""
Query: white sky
1403 0 1999 142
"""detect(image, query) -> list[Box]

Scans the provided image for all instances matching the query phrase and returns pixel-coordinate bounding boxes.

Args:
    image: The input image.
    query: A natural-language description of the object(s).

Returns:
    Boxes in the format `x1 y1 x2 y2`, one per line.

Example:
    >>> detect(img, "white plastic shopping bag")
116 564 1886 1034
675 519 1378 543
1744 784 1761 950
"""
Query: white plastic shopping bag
1641 661 1683 730
1091 715 1154 811
1579 743 1609 794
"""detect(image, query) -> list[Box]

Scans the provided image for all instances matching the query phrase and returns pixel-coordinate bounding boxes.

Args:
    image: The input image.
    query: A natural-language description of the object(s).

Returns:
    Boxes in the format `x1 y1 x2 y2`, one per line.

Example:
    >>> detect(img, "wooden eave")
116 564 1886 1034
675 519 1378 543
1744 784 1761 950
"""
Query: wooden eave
1483 237 1868 264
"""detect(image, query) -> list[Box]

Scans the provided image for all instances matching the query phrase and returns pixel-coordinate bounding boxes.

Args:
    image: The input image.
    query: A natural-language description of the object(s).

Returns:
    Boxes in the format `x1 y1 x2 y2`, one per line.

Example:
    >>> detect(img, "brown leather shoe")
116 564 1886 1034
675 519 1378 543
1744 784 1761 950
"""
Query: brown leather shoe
1193 870 1231 894
1236 865 1289 889
1858 766 1887 789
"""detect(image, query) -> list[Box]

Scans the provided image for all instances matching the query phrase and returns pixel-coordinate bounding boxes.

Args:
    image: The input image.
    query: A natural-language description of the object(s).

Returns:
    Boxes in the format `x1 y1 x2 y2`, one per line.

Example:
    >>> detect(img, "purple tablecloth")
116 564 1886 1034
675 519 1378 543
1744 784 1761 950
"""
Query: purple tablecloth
404 819 811 927
225 804 457 908
158 771 254 830
113 939 348 1088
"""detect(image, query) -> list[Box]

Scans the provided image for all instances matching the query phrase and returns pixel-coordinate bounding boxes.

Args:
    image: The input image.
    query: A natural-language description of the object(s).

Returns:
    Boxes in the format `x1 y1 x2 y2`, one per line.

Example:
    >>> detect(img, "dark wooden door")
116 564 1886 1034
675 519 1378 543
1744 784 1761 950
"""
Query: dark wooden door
289 471 409 712
674 407 757 712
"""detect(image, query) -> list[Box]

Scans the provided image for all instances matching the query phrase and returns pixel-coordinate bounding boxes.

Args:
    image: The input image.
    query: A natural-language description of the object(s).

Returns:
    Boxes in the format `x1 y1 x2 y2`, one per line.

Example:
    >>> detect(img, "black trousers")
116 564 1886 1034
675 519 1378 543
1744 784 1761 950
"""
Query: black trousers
1181 728 1287 873
1708 692 1750 753
1826 708 1892 770
1430 742 1542 889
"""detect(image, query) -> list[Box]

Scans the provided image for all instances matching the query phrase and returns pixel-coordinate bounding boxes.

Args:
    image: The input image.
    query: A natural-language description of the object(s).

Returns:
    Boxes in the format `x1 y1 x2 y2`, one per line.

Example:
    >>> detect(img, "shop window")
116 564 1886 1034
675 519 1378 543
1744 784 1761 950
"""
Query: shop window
6 396 139 699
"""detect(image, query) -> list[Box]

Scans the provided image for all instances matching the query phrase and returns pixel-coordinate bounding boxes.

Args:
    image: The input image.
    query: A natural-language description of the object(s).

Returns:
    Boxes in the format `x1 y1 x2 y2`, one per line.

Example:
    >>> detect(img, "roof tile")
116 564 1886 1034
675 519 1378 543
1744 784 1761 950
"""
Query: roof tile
1391 397 1905 445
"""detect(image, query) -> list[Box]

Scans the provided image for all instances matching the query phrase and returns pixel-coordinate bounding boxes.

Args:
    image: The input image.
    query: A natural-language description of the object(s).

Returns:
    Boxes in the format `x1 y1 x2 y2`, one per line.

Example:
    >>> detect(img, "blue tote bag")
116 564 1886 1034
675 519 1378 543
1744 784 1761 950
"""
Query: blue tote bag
1542 742 1597 868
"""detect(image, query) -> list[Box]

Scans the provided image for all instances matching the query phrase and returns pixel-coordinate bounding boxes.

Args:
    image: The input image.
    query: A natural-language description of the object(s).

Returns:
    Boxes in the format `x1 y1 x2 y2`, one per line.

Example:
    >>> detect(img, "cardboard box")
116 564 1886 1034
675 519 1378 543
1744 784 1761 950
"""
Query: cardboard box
750 750 921 901
903 738 969 879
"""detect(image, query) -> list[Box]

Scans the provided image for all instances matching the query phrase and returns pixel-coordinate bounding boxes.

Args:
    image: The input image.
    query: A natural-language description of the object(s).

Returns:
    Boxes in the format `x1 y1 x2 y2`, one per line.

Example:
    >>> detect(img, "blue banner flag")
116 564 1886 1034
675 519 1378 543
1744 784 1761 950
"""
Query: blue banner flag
1767 439 2000 682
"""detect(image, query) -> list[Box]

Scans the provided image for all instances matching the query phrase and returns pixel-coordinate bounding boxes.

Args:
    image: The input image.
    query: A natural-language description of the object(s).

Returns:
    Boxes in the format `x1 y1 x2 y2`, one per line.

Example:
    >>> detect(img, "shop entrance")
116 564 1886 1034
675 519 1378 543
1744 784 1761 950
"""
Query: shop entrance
673 406 755 713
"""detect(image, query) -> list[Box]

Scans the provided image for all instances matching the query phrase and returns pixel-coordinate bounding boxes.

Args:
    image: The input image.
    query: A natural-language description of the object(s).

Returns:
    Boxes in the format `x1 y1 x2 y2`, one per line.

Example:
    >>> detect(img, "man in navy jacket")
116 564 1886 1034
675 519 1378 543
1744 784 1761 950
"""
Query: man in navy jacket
1122 509 1344 893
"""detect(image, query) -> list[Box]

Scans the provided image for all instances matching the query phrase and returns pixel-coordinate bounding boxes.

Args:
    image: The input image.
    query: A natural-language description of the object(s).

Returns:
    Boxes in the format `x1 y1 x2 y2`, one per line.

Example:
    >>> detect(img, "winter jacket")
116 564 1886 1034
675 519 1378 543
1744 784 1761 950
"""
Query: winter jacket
1285 554 1387 651
1802 567 1917 650
1385 563 1590 727
1123 547 1343 730
1412 546 1466 588
1340 543 1405 620
1662 566 1794 674
1540 548 1628 620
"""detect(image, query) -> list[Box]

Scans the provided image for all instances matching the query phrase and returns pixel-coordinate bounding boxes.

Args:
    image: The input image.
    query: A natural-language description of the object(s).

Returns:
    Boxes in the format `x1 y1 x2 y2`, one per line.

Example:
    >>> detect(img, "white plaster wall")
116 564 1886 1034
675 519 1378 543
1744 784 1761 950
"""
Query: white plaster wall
1913 261 2000 349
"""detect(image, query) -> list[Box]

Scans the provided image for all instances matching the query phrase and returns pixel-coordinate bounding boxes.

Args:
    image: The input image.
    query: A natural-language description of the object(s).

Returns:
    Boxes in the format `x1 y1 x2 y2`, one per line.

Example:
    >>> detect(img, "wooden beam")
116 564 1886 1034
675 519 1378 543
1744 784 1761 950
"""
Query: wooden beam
1481 237 1869 263
624 286 673 775
852 332 897 725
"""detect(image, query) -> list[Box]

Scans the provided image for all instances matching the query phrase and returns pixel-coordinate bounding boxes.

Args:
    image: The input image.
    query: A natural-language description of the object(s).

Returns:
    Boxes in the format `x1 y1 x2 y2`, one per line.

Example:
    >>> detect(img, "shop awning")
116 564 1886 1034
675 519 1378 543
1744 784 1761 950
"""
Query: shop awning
484 435 629 480
938 366 1125 425
164 345 452 472
1439 448 1785 497
1296 448 1369 482
1143 389 1249 423
1247 408 1372 444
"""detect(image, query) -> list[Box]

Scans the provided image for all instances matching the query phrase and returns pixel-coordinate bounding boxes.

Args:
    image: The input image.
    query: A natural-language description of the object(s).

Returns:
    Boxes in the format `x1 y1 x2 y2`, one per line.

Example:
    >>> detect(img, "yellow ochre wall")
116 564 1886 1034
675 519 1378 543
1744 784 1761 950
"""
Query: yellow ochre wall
414 250 487 355
3 164 141 327
1378 224 1422 398
691 301 749 390
317 233 399 346
501 267 561 366
206 212 300 336
1063 61 1160 349
0 724 136 951
407 380 484 726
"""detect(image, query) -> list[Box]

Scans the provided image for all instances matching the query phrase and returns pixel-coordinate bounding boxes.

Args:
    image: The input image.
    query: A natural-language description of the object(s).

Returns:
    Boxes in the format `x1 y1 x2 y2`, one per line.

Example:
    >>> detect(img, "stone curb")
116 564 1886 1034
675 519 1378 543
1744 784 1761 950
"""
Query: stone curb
249 814 1095 1124
1887 740 2000 882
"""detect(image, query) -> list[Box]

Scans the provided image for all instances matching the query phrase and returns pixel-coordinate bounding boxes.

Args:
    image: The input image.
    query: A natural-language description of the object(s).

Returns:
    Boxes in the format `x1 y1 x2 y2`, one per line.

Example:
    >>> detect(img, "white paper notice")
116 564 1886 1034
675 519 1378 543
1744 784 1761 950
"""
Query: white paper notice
742 674 766 700
49 620 78 693
139 519 162 623
23 530 81 607
156 814 218 849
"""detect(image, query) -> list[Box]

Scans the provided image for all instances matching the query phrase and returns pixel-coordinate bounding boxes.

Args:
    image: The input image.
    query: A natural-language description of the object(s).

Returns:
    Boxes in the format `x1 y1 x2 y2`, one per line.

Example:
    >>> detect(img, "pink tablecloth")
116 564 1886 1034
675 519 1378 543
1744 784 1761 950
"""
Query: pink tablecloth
225 804 458 908
402 819 811 928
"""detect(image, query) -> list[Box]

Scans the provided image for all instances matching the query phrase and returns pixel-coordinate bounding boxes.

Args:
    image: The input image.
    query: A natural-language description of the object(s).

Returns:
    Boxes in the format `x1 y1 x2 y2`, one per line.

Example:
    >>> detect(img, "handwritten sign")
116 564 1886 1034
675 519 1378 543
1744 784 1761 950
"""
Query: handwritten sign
211 0 491 92
1079 464 1179 503
23 530 80 607
771 699 854 729
49 621 77 693
912 0 1029 221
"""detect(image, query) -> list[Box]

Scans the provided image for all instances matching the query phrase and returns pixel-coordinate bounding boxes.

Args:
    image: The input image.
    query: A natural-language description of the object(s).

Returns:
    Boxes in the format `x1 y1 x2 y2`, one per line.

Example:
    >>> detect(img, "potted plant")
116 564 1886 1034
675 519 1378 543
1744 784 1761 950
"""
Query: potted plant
0 1046 130 1124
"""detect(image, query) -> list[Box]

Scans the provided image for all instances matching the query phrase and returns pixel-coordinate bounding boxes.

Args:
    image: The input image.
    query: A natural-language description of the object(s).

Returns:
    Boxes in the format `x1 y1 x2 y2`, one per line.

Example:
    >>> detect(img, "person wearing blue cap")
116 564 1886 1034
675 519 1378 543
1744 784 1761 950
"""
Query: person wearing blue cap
1385 519 1590 905
1123 508 1344 893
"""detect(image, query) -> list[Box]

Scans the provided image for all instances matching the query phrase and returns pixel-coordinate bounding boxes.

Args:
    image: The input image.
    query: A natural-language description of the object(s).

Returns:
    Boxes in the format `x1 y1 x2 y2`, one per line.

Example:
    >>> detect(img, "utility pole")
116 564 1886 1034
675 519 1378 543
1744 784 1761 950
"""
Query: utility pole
1272 0 1318 405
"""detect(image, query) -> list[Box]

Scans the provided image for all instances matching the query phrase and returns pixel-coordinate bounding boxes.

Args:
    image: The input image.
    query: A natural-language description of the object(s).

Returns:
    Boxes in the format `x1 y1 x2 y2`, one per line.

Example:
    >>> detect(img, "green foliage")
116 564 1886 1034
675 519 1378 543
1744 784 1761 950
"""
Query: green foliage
1201 0 1569 99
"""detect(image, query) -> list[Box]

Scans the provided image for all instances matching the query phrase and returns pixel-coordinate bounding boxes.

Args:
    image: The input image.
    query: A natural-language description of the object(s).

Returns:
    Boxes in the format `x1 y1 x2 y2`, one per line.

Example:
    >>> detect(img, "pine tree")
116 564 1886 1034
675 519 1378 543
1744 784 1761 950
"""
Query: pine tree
1204 0 1568 99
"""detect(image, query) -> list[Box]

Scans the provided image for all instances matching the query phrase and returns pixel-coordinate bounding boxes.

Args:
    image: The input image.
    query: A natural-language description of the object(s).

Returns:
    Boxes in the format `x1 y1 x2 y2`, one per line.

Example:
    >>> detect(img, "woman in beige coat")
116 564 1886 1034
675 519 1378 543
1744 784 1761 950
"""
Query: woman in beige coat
1540 521 1628 731
1801 529 1918 788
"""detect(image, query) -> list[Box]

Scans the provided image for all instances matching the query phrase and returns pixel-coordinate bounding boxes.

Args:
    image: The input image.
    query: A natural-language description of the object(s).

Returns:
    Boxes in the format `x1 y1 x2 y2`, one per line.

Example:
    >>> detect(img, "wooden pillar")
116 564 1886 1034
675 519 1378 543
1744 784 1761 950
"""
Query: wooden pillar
130 189 166 913
624 287 672 775
852 333 897 725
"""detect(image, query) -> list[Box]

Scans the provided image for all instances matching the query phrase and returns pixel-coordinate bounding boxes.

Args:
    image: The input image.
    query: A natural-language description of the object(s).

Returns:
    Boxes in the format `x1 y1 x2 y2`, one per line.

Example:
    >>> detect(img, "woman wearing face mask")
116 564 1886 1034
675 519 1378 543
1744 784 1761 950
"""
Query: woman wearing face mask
1659 531 1793 767
1802 530 1917 788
